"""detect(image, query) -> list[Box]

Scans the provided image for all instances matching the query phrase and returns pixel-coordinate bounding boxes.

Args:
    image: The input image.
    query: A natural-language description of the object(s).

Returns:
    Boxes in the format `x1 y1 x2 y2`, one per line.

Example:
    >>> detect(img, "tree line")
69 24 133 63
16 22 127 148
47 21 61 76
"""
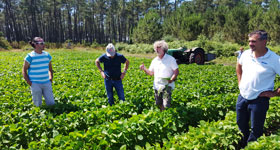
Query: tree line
0 0 280 45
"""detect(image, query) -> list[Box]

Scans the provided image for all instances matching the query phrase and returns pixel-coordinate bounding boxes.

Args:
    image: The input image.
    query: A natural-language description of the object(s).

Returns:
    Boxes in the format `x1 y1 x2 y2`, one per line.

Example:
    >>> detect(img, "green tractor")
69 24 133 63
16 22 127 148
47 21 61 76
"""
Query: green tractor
167 47 216 65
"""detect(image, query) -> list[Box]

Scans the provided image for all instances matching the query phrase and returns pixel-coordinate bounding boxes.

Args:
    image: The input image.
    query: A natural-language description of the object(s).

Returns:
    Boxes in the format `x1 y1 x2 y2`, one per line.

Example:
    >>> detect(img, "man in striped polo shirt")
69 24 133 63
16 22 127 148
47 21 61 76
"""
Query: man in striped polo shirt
22 37 55 107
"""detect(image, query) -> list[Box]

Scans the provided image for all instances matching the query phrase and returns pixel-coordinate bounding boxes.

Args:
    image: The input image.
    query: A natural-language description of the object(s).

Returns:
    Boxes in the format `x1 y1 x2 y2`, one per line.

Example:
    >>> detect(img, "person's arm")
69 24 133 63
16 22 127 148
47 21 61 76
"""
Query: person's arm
123 59 129 72
140 63 154 76
120 60 129 79
259 88 280 98
259 60 280 98
95 58 106 78
49 61 53 83
274 88 280 96
168 68 179 83
22 61 32 86
236 62 242 86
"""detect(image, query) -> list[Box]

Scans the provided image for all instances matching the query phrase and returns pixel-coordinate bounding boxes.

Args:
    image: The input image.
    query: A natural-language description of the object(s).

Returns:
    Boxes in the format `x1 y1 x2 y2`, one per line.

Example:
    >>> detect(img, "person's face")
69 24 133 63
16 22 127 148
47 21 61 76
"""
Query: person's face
35 39 45 50
154 45 165 56
249 34 266 51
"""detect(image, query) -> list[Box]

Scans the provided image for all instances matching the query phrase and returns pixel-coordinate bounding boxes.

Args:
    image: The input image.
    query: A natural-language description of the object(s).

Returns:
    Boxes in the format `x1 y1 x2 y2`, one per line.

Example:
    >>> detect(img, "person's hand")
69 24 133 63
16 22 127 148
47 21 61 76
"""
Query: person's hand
273 88 280 96
101 71 106 79
168 79 174 83
140 63 145 70
120 72 126 80
259 91 275 98
27 81 32 86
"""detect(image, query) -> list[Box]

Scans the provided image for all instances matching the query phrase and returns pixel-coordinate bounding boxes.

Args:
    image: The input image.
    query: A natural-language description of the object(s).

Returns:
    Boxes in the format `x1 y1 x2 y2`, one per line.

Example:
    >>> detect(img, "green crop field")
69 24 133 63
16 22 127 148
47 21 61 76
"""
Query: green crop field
0 50 280 149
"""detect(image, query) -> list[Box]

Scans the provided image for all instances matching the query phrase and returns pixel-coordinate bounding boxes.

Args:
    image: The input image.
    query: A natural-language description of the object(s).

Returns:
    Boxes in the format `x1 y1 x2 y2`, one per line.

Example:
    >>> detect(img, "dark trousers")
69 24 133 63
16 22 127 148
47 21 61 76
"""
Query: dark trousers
104 79 125 106
236 94 269 146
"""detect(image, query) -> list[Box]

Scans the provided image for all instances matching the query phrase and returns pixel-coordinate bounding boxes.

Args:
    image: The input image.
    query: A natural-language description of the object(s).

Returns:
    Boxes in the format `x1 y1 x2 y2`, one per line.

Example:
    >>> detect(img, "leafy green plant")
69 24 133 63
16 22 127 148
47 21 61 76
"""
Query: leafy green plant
0 37 12 50
1 49 280 149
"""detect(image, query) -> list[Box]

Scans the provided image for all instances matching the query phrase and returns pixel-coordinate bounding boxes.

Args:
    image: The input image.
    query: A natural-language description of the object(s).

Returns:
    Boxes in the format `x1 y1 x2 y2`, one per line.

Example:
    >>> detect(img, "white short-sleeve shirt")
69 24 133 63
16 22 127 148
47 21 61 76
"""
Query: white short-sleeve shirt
238 49 280 100
149 54 178 90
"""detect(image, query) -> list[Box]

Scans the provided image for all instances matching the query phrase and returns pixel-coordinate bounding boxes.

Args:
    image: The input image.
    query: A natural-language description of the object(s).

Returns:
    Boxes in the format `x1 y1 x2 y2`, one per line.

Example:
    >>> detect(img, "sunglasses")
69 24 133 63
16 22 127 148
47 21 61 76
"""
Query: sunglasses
35 42 45 45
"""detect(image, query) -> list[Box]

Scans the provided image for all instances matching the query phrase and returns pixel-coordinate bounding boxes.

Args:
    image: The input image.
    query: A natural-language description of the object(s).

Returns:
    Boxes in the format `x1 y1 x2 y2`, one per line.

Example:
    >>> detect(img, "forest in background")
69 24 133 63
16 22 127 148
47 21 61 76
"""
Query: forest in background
0 0 280 47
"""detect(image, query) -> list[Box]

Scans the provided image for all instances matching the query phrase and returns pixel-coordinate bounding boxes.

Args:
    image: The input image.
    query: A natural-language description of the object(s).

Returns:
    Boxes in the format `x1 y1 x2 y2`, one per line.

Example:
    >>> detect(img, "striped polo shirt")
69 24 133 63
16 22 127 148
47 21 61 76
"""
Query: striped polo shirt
24 51 52 84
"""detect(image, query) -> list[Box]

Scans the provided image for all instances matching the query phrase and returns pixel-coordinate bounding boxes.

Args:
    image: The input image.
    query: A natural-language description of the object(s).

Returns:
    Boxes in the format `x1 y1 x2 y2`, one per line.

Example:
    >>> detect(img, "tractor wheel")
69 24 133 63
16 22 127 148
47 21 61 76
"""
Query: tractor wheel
189 48 205 65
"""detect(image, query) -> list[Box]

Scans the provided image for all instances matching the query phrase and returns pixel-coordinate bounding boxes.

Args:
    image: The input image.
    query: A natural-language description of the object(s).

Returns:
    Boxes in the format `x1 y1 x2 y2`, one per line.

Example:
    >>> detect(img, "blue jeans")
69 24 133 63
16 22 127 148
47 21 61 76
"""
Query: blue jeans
104 79 125 106
31 82 55 107
236 94 269 146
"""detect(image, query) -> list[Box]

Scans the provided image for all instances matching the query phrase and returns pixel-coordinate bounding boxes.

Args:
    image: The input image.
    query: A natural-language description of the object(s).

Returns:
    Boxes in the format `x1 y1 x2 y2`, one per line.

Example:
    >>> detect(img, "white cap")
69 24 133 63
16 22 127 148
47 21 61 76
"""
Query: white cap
106 43 116 57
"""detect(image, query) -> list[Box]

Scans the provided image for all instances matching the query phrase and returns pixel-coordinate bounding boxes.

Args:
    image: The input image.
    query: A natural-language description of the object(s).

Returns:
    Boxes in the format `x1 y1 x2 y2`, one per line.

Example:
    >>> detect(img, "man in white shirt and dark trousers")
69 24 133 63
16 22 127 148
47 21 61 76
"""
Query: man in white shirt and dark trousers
236 30 280 148
140 40 179 111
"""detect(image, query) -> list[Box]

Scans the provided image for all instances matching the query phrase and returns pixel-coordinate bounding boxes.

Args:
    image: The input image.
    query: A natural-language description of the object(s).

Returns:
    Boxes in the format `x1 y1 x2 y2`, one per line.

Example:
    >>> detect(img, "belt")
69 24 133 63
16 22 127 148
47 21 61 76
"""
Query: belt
106 77 121 80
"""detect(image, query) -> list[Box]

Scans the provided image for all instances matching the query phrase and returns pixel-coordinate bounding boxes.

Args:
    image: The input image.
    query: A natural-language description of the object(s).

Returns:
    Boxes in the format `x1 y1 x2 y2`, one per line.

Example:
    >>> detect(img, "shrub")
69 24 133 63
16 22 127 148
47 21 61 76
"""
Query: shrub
45 42 63 49
162 35 177 42
90 41 101 49
0 37 12 50
115 43 126 51
10 41 28 49
168 40 186 49
115 43 153 54
82 40 91 47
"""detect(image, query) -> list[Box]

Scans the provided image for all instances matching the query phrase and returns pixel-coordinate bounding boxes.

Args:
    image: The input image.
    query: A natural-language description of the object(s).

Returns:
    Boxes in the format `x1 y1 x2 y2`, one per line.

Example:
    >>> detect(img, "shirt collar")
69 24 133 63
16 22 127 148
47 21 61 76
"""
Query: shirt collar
250 48 271 59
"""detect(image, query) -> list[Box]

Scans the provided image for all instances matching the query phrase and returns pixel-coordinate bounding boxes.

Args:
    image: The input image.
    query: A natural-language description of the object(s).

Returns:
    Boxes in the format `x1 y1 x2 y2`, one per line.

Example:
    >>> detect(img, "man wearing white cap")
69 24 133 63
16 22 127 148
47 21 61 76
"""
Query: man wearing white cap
95 43 129 106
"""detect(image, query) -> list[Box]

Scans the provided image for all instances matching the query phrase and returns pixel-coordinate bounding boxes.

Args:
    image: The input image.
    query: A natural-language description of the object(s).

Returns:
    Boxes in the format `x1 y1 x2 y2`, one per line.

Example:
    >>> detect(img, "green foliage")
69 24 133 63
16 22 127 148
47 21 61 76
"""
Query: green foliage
141 99 280 150
248 4 265 33
9 41 28 49
1 50 280 149
115 40 279 58
268 45 280 55
245 133 280 149
212 32 226 43
2 0 280 45
223 2 249 44
0 37 12 50
162 35 177 42
44 43 63 49
81 40 91 47
132 10 163 44
167 40 195 50
163 6 204 41
161 111 241 150
262 0 280 46
115 43 153 53
90 41 103 49
116 39 245 57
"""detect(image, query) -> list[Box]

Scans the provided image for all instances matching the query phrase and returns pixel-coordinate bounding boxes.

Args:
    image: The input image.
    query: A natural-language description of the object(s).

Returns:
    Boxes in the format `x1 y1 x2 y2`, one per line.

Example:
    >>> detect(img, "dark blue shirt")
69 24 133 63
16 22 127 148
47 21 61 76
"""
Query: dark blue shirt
98 53 127 79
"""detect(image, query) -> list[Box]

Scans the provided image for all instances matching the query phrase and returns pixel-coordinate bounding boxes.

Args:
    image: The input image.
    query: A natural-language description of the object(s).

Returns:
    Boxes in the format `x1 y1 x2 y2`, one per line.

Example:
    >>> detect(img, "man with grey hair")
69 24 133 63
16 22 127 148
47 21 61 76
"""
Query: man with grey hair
95 43 129 106
236 30 280 147
140 40 179 111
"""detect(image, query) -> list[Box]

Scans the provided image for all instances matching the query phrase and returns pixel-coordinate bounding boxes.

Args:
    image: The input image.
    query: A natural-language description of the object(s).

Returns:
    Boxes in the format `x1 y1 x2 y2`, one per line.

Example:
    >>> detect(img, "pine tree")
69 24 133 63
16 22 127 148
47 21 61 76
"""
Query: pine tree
132 10 162 44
